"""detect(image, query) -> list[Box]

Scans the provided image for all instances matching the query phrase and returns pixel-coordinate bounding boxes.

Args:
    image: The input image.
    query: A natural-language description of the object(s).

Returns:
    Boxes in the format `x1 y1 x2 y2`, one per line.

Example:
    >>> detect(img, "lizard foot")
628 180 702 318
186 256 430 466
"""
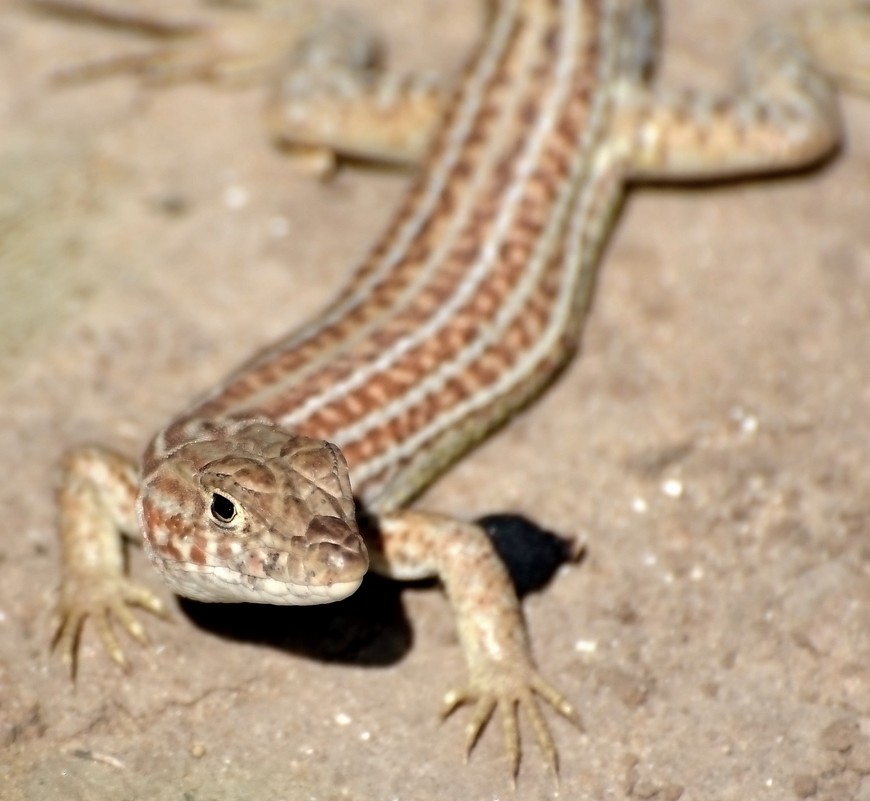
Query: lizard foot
53 573 169 677
441 665 582 778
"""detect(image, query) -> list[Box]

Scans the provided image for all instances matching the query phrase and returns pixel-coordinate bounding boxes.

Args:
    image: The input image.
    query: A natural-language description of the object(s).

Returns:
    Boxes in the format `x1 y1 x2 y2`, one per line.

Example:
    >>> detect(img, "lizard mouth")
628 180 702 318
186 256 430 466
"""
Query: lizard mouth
146 514 370 606
151 554 368 606
167 570 366 605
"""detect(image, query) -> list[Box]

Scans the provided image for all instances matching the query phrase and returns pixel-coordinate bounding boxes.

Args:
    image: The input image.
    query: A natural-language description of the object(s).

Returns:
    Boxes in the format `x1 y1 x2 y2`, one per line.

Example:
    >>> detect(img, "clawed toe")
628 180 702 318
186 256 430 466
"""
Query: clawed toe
441 670 580 777
52 578 169 677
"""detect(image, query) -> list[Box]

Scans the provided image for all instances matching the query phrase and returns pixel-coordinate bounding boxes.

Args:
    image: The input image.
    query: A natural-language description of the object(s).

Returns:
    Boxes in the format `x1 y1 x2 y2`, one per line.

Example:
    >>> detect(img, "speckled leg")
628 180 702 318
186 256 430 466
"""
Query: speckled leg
611 4 869 183
54 446 167 675
365 510 581 776
34 0 446 174
262 7 444 173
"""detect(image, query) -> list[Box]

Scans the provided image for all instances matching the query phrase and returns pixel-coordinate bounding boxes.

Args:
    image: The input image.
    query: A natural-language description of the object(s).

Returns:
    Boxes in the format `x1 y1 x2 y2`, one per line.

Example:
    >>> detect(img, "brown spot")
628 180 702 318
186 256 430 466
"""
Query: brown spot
162 0 603 497
189 535 208 567
216 540 235 562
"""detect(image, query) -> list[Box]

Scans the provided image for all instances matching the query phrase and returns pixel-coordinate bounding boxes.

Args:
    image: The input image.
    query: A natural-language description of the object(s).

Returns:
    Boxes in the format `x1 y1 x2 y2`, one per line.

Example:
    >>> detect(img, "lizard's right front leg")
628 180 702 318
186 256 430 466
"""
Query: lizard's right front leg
54 446 168 675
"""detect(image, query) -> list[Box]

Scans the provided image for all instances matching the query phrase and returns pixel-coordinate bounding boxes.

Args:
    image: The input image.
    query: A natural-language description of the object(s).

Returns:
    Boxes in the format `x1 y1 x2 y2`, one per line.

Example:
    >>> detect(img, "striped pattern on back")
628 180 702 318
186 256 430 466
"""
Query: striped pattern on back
154 0 638 510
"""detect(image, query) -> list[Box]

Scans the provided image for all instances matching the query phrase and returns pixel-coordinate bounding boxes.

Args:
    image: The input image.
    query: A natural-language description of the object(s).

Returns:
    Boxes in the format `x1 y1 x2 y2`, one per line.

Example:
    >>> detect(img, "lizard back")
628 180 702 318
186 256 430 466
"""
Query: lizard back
153 0 643 509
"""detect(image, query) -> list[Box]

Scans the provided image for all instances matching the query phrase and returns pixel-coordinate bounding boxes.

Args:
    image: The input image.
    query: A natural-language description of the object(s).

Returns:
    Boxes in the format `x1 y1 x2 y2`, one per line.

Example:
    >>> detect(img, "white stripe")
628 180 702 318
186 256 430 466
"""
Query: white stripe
350 0 628 492
240 0 523 378
279 0 582 431
330 0 592 449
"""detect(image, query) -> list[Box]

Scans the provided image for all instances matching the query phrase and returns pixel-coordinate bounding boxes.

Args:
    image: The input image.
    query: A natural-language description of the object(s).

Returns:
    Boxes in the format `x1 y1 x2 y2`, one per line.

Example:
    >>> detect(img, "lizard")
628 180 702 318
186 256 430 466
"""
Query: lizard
47 0 868 777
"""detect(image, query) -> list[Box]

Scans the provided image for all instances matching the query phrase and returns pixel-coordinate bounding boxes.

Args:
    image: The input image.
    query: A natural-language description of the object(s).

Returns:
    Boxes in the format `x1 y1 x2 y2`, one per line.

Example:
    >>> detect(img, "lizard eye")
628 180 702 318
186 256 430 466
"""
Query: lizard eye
209 493 238 525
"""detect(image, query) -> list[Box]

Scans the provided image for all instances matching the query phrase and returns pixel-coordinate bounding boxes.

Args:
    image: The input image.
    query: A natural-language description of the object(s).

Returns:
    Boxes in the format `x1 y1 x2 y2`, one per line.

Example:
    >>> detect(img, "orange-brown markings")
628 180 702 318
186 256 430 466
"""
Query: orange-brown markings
140 466 211 569
270 106 583 435
171 20 542 426
292 137 589 454
324 19 521 290
159 4 603 502
141 497 185 562
333 276 559 472
190 535 208 567
216 540 235 562
354 338 574 501
143 419 213 471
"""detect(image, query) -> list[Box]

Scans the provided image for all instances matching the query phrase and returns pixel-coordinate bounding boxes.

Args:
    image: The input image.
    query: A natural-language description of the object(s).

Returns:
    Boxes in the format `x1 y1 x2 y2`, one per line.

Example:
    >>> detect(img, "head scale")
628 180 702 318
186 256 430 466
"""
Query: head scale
138 421 368 605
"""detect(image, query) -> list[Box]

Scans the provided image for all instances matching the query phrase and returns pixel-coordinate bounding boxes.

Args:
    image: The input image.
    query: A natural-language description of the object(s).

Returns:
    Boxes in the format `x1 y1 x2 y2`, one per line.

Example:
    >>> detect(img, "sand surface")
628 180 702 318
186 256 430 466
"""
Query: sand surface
1 1 868 799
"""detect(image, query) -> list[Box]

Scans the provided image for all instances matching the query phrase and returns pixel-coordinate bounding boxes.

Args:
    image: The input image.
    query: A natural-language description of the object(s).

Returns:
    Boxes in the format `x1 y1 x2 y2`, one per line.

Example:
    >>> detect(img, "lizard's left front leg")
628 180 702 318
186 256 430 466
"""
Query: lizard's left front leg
363 509 581 776
53 446 168 674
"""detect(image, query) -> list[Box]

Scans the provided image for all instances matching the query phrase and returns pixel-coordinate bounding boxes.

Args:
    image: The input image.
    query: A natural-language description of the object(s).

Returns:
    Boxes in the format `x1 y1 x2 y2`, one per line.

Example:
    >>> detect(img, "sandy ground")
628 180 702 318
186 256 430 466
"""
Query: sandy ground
1 1 869 799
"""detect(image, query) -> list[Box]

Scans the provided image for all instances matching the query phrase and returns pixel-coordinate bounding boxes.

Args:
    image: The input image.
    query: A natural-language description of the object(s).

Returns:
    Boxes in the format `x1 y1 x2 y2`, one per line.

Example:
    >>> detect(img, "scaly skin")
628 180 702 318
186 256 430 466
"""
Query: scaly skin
49 0 866 778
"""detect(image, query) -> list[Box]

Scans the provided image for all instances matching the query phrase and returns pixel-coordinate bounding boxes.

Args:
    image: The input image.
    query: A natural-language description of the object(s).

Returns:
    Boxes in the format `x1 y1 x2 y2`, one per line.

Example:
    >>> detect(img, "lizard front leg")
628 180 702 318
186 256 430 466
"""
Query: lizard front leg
54 445 167 675
363 509 581 776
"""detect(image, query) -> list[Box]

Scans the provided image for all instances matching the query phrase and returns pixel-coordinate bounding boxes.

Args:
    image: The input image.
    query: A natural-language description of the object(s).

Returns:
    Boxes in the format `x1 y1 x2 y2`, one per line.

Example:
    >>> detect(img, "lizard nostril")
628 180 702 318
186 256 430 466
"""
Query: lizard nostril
305 515 369 581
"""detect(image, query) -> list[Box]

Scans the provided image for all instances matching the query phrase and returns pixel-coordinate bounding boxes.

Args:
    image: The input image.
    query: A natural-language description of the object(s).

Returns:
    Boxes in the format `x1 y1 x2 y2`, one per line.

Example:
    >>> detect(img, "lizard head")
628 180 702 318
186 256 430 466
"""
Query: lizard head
137 421 368 605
